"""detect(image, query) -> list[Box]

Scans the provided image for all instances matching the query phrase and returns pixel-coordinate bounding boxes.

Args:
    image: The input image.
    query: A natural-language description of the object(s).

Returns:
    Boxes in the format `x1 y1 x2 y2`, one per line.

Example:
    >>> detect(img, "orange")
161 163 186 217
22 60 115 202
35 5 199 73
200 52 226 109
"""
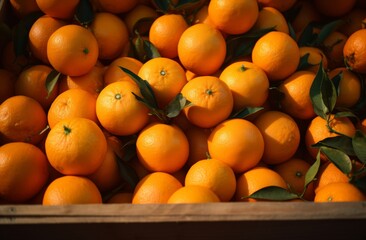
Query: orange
149 14 189 59
28 15 67 64
257 0 297 12
305 115 356 160
178 23 226 76
314 162 350 194
9 0 40 18
138 57 187 108
192 5 215 26
322 31 348 69
252 7 289 34
254 111 300 165
208 118 264 173
299 46 328 73
278 71 316 120
235 166 288 202
15 64 58 110
106 192 133 203
314 182 365 202
43 176 102 205
219 61 269 111
103 56 143 86
343 29 366 74
47 24 99 77
314 0 356 17
36 0 80 19
0 69 16 104
96 80 150 136
124 4 158 35
273 158 315 201
185 158 236 202
339 8 366 37
59 65 105 97
98 0 138 14
0 142 49 203
291 0 322 34
329 67 362 108
47 88 98 129
45 117 107 175
0 95 47 145
132 172 182 204
185 126 211 168
208 0 259 35
136 123 189 173
181 76 233 128
168 185 220 204
90 12 129 60
252 31 300 81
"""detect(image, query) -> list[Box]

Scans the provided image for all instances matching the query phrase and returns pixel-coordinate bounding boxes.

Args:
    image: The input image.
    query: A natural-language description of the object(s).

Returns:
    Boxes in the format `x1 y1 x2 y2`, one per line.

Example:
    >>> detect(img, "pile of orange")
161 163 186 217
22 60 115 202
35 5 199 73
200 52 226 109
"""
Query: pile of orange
1 0 366 205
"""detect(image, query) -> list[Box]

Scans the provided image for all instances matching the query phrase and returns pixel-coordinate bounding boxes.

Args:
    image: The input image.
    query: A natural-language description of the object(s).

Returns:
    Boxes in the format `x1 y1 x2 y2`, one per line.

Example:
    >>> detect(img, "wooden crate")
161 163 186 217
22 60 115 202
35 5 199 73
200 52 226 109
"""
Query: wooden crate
1 202 366 240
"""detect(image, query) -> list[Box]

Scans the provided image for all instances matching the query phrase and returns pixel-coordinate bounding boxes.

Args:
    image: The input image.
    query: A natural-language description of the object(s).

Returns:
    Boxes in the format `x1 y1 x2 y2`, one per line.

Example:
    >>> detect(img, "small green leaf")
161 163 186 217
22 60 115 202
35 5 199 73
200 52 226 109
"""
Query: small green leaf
297 22 320 47
312 135 355 156
165 93 192 118
74 0 94 27
45 70 61 98
304 153 321 189
116 155 140 190
334 111 358 120
352 130 366 164
320 146 353 174
314 20 344 46
330 70 343 96
151 0 174 13
243 186 299 201
230 107 264 119
131 35 161 62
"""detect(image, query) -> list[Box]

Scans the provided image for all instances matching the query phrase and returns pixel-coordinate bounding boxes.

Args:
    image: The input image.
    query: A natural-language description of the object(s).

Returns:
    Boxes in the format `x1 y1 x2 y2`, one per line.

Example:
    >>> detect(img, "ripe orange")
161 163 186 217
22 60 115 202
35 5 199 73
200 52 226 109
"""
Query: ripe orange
208 118 264 173
343 29 366 74
47 88 98 129
278 71 316 120
273 158 315 201
322 31 348 69
168 185 220 204
15 64 58 110
0 95 47 145
192 5 215 26
10 0 40 18
132 172 182 204
28 15 67 64
59 65 105 97
45 117 107 175
96 80 150 136
36 0 80 19
136 123 189 173
181 76 233 128
252 7 289 34
138 57 187 108
257 0 297 12
314 182 365 202
329 67 362 108
98 0 138 14
208 0 258 35
0 142 49 203
314 162 350 194
0 69 16 104
299 46 328 73
314 0 356 17
254 111 300 165
43 176 102 205
178 23 226 76
47 24 99 77
149 14 189 59
219 61 269 111
235 166 288 202
252 31 300 81
106 192 133 203
124 4 158 35
185 126 211 168
90 12 129 60
305 115 356 159
185 158 236 202
103 56 143 85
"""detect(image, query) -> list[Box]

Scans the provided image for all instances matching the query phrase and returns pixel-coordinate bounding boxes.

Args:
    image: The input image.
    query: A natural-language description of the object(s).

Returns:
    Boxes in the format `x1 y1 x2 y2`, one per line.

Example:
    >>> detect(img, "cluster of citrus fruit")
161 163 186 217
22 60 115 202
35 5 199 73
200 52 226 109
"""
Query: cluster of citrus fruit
1 0 366 205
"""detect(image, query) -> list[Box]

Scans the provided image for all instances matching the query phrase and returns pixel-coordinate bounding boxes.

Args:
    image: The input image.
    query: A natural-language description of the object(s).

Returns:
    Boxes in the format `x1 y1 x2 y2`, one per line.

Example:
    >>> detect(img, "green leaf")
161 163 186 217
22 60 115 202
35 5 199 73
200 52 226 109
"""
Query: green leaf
74 0 94 27
320 146 353 174
116 155 140 190
314 20 344 46
230 107 264 119
310 63 337 119
45 70 61 98
312 135 355 156
350 176 366 195
330 70 343 96
165 93 192 118
334 111 358 120
13 11 43 57
297 22 320 47
352 130 366 164
243 186 299 201
151 0 173 13
304 153 321 189
131 35 160 63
